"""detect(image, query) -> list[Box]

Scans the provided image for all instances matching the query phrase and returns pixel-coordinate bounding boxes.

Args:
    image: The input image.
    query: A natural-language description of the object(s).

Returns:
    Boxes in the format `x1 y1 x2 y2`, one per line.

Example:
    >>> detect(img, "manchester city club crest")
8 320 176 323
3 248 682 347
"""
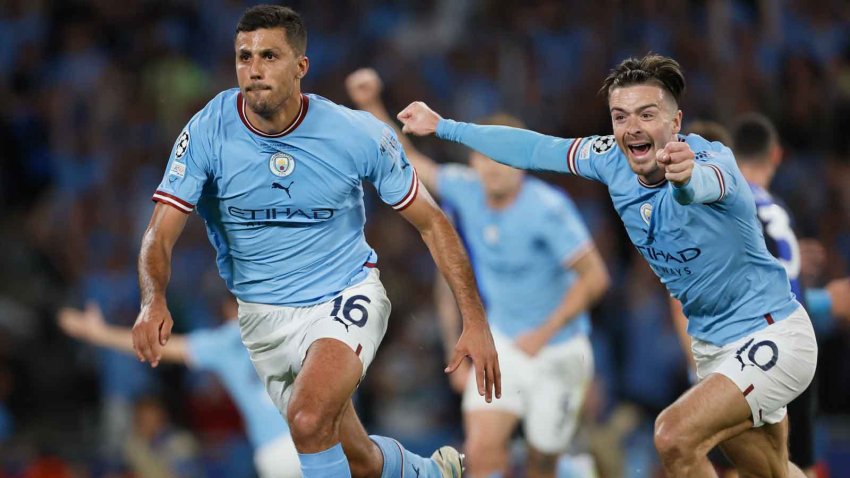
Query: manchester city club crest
640 202 653 225
269 152 296 177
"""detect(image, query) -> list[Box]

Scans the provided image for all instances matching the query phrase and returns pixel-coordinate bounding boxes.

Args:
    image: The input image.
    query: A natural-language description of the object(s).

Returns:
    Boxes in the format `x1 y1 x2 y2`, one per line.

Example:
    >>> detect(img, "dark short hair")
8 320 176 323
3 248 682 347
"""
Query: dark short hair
599 54 686 105
731 113 778 163
236 5 307 56
687 120 732 146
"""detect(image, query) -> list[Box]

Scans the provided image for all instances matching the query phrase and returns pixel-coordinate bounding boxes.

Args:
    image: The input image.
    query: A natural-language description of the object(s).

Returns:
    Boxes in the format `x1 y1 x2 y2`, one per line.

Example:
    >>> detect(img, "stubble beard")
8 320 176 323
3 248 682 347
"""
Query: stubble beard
246 94 281 118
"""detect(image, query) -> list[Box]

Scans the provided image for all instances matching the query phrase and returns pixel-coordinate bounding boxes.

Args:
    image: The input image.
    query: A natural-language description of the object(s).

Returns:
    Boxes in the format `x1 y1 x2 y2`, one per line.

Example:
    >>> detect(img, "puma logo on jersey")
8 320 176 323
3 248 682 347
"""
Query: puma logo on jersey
271 181 294 198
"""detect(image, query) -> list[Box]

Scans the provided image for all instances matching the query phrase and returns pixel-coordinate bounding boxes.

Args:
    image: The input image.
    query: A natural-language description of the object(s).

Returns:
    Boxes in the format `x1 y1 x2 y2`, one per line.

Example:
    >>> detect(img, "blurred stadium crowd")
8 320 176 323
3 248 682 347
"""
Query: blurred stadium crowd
1 0 849 476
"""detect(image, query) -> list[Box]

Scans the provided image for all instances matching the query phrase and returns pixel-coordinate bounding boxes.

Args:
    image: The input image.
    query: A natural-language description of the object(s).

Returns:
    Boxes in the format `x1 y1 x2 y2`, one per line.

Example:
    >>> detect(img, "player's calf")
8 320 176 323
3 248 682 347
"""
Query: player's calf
463 435 509 477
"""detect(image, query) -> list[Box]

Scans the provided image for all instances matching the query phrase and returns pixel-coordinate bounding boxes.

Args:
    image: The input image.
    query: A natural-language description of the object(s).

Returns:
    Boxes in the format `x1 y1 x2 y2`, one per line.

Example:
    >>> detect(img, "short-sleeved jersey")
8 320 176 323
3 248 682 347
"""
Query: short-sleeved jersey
749 183 804 301
153 90 418 305
437 165 592 344
437 120 800 346
186 321 288 449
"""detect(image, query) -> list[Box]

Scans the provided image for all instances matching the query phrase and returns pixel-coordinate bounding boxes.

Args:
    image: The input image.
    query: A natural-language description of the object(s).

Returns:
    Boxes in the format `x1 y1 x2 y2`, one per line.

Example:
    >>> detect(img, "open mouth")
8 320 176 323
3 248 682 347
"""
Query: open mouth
628 142 652 157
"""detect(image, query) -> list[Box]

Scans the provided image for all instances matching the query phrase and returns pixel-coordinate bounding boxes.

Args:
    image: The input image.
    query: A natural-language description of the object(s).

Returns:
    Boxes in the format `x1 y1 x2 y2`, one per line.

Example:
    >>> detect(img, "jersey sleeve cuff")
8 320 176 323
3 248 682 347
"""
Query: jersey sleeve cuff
152 190 195 213
390 168 419 211
704 164 726 202
566 137 584 175
561 241 593 268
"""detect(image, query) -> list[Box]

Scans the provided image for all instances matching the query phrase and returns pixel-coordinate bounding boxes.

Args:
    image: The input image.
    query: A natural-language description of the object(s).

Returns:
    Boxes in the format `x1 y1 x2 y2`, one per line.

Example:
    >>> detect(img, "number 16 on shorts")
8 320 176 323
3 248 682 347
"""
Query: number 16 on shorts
307 269 391 377
329 294 372 331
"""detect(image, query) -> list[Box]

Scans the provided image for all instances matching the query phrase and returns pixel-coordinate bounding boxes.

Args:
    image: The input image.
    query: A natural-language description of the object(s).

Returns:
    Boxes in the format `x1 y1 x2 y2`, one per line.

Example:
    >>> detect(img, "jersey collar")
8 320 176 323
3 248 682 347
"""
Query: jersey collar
637 176 667 188
237 92 309 138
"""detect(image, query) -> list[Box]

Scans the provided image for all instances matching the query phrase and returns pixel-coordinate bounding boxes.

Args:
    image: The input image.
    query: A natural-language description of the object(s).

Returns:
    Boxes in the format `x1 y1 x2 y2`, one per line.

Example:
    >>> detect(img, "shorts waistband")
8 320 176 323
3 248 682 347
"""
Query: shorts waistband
236 299 302 314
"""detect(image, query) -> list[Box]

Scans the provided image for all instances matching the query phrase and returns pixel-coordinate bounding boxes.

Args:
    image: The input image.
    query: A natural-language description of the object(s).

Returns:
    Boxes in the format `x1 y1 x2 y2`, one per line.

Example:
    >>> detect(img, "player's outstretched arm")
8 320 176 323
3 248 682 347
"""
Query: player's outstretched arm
514 248 610 357
134 203 190 367
58 302 189 364
346 68 440 192
397 101 577 174
657 141 724 205
398 186 501 402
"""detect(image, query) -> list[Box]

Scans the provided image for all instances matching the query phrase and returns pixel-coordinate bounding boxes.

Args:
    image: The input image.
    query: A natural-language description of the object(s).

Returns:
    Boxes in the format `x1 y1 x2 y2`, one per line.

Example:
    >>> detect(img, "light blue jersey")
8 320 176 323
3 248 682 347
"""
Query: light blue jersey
437 165 591 344
186 321 287 449
437 120 799 346
154 90 418 305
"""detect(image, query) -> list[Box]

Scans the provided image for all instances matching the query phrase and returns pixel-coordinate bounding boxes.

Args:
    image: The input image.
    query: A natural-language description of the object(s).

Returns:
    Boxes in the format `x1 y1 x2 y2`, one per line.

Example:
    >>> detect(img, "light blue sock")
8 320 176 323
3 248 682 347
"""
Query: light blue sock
370 435 440 478
299 443 351 478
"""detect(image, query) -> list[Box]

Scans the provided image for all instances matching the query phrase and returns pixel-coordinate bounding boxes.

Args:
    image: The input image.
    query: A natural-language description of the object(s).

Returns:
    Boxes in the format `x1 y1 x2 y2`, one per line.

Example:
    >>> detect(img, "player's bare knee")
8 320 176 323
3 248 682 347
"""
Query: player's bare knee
654 409 696 461
287 406 336 448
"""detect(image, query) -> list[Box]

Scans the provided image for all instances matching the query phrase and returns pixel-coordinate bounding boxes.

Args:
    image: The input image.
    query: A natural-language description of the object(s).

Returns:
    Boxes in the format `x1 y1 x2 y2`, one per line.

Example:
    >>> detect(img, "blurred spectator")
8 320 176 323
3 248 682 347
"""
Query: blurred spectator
123 395 203 478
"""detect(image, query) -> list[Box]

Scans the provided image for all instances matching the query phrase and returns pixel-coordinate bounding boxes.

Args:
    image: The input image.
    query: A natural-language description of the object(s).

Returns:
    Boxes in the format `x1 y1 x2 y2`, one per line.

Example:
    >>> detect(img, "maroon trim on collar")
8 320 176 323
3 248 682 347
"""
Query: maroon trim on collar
637 176 667 188
237 93 309 138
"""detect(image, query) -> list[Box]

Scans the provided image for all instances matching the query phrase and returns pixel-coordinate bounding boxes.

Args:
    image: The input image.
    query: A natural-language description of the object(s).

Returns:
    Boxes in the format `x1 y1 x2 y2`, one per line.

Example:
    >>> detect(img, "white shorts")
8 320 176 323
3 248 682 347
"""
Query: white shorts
238 268 391 414
692 306 817 428
254 433 301 478
462 330 594 454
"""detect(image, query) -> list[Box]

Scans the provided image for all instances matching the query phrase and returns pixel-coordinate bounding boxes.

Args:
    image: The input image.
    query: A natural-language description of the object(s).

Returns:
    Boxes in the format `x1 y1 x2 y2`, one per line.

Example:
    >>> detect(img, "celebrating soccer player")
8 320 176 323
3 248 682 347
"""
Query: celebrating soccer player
131 5 501 477
399 54 817 478
671 115 850 477
347 68 609 478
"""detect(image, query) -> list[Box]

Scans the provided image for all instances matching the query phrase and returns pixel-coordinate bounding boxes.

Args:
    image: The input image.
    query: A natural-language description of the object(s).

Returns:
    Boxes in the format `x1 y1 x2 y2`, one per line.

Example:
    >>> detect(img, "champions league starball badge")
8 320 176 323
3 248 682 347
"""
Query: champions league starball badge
175 131 190 158
269 152 296 177
592 135 616 154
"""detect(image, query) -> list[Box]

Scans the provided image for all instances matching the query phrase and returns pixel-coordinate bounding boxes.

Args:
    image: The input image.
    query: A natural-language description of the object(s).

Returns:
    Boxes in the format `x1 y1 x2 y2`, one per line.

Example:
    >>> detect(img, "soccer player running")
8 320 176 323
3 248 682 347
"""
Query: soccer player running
672 115 850 478
131 5 500 478
398 54 817 478
346 69 609 478
57 300 301 478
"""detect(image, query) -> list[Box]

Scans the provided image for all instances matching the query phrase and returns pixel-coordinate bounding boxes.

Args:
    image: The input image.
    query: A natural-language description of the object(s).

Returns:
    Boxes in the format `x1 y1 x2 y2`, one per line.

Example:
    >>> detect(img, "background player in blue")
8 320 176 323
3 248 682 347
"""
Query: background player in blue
346 68 609 478
398 54 818 477
57 299 301 478
130 5 501 478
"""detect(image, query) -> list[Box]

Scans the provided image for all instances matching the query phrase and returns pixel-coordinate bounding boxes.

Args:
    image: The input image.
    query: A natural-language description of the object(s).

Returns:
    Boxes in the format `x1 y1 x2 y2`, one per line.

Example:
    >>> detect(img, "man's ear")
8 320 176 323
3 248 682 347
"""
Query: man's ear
672 109 683 134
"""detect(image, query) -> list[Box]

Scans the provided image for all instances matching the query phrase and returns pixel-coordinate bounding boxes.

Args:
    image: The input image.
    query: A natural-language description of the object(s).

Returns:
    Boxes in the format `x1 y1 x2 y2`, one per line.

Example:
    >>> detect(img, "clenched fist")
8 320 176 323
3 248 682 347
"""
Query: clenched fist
397 101 442 137
656 141 695 187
